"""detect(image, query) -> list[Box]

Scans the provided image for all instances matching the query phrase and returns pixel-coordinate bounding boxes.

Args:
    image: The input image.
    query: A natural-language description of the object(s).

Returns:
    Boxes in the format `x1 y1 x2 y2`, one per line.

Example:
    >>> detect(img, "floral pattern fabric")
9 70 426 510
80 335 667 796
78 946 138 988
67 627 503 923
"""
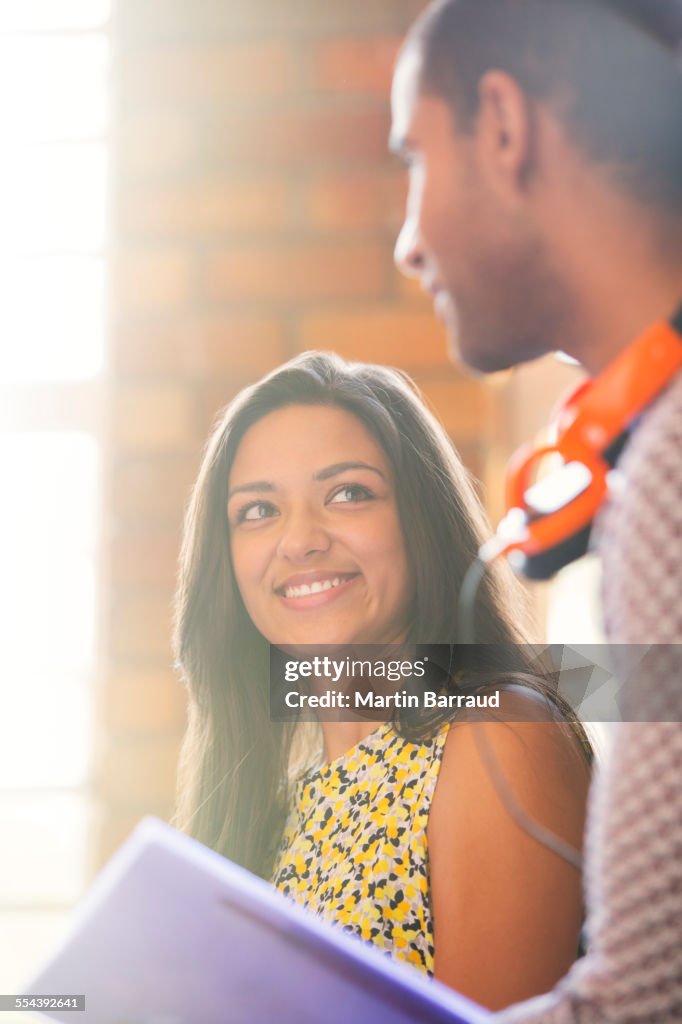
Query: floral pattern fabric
272 721 450 975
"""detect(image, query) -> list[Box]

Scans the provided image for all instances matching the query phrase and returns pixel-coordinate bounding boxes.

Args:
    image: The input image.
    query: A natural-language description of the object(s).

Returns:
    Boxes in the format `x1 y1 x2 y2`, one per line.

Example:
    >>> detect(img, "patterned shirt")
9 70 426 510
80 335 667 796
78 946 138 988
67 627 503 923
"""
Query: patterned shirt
272 721 450 975
497 373 682 1022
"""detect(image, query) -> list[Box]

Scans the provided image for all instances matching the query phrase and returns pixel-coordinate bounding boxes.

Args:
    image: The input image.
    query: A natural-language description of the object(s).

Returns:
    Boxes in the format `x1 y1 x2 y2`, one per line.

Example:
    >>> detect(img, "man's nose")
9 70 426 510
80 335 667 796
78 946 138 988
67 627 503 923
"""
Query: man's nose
276 507 331 562
394 213 424 279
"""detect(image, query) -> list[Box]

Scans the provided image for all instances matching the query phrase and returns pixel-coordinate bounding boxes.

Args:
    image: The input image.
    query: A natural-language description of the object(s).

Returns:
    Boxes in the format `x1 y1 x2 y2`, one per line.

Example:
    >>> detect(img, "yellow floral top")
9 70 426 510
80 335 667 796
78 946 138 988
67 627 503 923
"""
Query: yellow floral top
272 721 450 975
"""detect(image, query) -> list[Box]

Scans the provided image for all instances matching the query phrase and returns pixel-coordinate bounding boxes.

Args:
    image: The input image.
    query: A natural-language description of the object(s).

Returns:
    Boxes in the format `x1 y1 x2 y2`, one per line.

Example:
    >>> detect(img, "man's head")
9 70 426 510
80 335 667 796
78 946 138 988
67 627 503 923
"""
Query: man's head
391 0 682 373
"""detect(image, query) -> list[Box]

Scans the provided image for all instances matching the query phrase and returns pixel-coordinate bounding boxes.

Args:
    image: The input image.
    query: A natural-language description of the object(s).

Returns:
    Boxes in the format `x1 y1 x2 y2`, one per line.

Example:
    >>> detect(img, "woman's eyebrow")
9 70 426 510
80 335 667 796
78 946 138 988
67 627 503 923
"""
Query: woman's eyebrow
227 480 275 499
313 461 386 481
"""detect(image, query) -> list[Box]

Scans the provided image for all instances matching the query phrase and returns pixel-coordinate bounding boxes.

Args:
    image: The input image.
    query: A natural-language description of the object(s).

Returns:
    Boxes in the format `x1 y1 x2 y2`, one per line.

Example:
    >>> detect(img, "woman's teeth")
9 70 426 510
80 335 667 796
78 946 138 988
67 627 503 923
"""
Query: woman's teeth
283 577 346 598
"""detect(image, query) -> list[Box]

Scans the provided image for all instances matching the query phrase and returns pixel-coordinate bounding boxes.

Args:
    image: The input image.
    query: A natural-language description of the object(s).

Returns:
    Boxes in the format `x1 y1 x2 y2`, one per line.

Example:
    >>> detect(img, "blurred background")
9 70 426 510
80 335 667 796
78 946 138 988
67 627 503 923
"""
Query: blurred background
0 0 598 998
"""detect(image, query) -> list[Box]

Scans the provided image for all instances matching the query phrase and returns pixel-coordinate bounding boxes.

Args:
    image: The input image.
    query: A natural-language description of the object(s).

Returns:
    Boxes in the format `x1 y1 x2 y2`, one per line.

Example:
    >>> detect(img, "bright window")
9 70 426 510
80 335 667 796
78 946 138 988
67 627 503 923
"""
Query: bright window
0 0 111 1003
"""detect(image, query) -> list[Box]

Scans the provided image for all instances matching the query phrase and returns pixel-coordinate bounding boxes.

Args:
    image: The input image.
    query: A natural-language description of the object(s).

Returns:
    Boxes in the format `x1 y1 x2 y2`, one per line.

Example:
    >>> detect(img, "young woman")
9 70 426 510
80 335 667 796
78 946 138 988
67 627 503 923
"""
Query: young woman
174 352 590 1011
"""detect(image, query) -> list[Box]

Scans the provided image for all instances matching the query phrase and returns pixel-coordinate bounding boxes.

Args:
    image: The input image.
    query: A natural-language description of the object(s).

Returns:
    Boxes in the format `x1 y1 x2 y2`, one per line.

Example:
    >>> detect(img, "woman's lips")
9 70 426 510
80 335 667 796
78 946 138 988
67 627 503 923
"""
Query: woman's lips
275 572 360 610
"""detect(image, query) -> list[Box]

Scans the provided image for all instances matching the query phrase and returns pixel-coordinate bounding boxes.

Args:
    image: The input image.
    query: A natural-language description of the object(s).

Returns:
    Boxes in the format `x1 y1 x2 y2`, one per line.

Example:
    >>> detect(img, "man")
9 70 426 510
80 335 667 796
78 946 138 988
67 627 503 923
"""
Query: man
391 1 682 1020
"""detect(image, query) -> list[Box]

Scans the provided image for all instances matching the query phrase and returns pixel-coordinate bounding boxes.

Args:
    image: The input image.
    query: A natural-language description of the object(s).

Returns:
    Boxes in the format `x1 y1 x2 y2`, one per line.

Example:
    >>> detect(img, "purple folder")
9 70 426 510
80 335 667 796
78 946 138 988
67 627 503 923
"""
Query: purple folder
26 817 490 1024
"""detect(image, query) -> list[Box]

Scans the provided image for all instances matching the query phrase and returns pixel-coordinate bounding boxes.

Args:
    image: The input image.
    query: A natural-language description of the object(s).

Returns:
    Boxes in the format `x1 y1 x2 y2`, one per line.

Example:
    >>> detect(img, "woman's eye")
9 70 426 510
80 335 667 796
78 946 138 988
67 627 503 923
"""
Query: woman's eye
238 501 278 523
328 485 373 505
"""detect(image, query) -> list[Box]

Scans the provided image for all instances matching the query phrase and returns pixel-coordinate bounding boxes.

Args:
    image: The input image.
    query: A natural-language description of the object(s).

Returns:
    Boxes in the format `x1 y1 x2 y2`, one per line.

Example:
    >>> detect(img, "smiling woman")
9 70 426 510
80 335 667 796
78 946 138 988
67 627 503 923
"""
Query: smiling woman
173 351 591 1010
227 404 412 647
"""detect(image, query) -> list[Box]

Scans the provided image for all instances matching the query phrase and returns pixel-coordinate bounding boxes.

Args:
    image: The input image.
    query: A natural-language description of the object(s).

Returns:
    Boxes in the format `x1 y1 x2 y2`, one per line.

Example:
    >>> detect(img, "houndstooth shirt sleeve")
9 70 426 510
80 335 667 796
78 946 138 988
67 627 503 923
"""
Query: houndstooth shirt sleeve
494 373 682 1023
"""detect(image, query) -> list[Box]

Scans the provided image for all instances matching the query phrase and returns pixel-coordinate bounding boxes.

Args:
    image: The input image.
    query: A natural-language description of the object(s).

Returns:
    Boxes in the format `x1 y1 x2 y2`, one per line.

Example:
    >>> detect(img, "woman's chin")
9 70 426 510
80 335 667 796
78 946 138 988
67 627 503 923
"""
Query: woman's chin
274 631 358 650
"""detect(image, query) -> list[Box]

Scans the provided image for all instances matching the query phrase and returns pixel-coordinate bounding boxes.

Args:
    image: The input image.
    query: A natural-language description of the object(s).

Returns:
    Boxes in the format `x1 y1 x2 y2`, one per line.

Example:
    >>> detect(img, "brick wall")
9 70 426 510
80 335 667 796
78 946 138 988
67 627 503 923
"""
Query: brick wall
97 0 509 866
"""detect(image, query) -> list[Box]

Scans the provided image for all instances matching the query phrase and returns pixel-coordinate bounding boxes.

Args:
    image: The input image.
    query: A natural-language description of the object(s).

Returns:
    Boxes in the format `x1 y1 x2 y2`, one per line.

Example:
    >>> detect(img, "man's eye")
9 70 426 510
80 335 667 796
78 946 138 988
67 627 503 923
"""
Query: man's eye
328 485 373 505
239 501 278 523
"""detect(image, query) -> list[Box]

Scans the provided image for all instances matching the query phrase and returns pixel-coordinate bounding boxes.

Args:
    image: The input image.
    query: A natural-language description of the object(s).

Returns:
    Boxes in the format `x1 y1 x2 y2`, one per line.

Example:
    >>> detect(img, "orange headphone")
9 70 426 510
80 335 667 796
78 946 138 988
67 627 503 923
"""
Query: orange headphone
483 307 682 579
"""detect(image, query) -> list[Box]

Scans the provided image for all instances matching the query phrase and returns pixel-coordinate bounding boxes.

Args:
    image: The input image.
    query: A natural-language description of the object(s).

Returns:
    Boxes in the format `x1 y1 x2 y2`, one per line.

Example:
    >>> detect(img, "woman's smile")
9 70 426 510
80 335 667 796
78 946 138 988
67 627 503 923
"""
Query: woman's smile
275 570 361 607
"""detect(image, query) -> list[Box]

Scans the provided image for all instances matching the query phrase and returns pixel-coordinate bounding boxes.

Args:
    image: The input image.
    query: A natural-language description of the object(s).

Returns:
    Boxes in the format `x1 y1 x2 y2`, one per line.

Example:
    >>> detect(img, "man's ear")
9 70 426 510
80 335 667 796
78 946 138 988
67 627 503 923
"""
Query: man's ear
475 70 535 197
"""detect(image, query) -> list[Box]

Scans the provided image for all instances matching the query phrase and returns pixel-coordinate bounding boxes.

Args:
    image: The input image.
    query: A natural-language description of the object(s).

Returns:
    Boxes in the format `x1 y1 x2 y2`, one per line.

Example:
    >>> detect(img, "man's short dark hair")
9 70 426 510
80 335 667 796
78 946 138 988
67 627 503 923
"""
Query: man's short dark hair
411 0 682 210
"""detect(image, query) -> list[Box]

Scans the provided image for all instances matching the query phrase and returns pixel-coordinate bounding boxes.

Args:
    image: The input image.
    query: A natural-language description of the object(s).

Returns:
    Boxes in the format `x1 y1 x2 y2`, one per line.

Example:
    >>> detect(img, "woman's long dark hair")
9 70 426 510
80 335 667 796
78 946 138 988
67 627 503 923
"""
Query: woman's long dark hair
174 352 587 877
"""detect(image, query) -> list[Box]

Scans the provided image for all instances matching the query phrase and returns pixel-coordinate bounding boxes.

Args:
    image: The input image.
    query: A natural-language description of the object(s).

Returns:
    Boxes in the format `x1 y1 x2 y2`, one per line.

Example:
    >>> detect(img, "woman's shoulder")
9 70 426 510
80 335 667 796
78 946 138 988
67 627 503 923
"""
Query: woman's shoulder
426 693 590 1005
476 679 570 720
430 681 591 839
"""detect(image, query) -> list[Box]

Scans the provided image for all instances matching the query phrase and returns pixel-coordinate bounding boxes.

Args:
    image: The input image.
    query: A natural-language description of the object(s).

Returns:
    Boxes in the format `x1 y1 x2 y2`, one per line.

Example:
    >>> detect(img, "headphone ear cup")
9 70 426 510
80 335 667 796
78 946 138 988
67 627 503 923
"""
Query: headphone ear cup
497 312 682 578
520 457 608 580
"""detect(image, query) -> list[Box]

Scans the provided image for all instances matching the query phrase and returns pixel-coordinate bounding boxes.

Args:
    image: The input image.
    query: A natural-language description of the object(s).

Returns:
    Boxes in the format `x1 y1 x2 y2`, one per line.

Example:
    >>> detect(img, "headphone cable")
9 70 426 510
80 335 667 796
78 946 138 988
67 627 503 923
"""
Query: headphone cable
457 553 584 873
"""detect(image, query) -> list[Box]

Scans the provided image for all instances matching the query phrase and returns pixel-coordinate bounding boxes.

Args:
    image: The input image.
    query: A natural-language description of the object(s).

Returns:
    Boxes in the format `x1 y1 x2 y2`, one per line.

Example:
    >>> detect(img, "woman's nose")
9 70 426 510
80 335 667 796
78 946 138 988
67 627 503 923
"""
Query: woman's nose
394 212 425 279
276 508 331 562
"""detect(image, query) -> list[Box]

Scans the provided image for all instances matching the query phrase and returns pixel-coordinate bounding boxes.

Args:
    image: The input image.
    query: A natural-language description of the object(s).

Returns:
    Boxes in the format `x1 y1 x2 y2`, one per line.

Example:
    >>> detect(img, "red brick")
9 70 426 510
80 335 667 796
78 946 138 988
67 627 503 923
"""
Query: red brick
122 42 292 104
114 321 203 377
112 383 199 454
115 317 287 378
418 377 497 442
385 172 409 233
199 374 271 439
116 248 195 314
109 595 175 662
482 448 511 525
207 241 390 303
201 319 289 375
310 37 401 96
103 668 187 734
396 268 431 303
296 307 450 369
119 111 200 180
304 170 404 231
207 108 391 169
121 179 291 238
109 529 181 590
119 0 413 42
112 455 199 528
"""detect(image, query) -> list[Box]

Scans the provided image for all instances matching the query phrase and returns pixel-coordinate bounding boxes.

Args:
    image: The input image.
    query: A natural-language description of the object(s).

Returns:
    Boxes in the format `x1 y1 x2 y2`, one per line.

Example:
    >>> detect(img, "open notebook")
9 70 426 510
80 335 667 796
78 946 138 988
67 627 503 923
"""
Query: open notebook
25 817 490 1024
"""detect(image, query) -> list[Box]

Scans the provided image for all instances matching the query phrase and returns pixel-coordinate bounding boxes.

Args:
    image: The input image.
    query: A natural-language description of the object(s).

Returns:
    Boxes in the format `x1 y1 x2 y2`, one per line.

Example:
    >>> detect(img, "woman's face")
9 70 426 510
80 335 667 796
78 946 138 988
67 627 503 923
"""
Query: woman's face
228 404 413 646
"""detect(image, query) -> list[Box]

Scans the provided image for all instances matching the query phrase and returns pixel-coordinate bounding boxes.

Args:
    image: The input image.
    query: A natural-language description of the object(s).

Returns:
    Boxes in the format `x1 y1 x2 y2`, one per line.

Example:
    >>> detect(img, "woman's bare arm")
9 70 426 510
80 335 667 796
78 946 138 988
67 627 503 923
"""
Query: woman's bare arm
427 694 590 1011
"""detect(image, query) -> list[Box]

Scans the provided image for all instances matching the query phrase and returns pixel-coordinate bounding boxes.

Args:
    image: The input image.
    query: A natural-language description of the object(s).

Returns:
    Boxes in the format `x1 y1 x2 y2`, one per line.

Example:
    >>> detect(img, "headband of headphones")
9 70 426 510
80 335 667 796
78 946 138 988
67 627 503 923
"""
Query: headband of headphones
484 306 682 579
